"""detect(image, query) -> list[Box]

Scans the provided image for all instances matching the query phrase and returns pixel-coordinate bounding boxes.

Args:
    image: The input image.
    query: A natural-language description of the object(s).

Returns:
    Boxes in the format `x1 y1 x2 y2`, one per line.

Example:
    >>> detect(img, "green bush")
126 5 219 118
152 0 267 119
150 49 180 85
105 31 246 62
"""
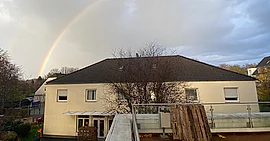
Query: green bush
3 120 22 132
14 123 31 138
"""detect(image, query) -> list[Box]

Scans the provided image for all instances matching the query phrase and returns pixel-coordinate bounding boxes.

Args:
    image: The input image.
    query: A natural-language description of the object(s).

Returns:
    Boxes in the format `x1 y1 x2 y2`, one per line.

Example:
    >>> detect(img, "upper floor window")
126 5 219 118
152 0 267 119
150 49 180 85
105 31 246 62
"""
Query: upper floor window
185 88 198 101
86 89 96 101
57 89 67 101
224 87 238 102
248 70 252 75
117 93 125 101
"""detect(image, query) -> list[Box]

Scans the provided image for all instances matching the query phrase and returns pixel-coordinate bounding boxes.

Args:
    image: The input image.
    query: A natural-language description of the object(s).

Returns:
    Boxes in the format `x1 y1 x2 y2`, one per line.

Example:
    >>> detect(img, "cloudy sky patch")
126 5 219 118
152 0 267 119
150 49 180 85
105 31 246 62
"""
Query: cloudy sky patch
0 0 269 78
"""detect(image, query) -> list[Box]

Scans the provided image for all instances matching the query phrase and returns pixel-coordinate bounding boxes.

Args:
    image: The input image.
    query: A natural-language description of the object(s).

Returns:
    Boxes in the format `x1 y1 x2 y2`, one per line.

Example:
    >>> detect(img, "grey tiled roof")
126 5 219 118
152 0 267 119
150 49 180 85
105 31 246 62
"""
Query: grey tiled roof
47 55 255 84
257 56 270 68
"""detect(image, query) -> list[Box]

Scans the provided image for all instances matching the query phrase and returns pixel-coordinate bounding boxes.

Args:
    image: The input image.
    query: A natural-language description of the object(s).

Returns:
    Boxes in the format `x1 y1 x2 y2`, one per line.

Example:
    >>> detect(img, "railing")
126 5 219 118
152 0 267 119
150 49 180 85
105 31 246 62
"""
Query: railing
105 114 117 141
132 105 140 141
132 102 270 130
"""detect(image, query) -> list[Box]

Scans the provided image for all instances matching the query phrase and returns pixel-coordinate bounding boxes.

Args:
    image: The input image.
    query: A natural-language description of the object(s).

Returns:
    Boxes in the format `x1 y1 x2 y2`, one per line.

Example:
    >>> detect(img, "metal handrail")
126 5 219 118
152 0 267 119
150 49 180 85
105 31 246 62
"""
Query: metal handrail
105 115 117 141
132 101 270 106
132 102 270 130
132 105 140 141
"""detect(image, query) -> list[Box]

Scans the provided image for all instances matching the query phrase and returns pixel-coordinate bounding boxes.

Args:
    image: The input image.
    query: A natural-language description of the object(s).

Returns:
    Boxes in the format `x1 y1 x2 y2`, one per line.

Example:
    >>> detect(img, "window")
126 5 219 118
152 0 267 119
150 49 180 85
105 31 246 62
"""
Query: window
119 66 124 71
109 119 113 129
185 88 198 101
224 88 238 102
86 89 96 101
248 70 252 75
77 115 89 130
152 64 157 69
117 93 125 101
57 89 67 101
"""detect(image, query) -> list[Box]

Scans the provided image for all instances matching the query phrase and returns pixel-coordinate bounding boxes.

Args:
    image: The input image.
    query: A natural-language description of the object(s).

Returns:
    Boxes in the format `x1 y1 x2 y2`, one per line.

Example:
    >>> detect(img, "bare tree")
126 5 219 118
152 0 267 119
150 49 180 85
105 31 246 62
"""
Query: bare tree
60 66 79 74
0 48 22 110
102 44 188 113
45 67 78 79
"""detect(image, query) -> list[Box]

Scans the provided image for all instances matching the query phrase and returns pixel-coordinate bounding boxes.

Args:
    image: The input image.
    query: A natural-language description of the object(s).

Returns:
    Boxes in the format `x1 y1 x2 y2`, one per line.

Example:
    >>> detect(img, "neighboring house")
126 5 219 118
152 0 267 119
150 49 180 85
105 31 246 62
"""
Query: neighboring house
43 55 259 138
34 77 57 103
247 68 257 77
257 56 270 68
250 56 270 76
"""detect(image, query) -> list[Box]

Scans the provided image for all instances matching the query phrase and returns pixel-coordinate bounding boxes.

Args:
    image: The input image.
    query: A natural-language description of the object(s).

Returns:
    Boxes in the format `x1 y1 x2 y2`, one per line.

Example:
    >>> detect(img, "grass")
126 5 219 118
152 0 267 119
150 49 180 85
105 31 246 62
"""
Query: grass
21 124 41 141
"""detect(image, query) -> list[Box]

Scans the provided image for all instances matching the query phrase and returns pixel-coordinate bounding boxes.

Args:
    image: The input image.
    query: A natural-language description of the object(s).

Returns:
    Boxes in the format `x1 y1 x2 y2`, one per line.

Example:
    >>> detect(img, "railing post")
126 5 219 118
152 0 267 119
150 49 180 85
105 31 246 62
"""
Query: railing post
210 105 215 128
132 105 140 141
247 104 253 128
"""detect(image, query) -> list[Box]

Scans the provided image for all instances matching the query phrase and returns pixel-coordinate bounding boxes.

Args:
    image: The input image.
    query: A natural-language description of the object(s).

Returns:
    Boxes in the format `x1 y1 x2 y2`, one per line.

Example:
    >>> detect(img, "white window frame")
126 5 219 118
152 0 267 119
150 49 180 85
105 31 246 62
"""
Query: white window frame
86 89 97 101
224 87 239 102
77 115 90 131
57 89 67 102
117 92 126 101
185 88 199 102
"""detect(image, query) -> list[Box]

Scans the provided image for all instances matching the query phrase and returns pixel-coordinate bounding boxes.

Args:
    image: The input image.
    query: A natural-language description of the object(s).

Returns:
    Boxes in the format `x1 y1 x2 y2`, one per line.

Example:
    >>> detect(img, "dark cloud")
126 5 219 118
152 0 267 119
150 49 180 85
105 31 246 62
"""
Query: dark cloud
0 0 269 78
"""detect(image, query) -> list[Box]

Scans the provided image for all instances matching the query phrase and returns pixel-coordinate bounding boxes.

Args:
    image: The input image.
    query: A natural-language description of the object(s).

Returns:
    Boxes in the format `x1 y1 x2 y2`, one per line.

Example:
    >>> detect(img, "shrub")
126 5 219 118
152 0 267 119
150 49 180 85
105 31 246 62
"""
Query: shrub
14 123 31 138
3 120 22 132
1 131 17 141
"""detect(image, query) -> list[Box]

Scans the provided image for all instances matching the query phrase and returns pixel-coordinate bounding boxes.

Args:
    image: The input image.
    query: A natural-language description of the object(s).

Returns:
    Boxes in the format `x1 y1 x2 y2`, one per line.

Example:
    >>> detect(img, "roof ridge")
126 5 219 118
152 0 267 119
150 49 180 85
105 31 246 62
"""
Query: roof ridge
106 55 180 60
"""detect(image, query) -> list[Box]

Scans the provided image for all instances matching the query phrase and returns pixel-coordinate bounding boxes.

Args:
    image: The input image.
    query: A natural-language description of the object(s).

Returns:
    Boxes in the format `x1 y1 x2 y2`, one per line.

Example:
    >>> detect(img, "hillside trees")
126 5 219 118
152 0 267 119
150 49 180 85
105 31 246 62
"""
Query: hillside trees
219 63 257 75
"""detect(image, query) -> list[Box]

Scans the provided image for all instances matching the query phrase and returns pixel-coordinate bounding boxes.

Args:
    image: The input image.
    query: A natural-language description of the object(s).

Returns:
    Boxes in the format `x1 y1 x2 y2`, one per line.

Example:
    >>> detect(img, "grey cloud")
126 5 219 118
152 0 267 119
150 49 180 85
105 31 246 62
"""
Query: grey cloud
0 0 270 78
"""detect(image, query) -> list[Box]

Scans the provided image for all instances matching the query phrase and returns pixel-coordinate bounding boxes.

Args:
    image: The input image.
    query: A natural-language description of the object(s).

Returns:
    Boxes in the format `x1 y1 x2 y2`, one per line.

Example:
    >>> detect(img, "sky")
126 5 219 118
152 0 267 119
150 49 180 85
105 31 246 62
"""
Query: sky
0 0 270 79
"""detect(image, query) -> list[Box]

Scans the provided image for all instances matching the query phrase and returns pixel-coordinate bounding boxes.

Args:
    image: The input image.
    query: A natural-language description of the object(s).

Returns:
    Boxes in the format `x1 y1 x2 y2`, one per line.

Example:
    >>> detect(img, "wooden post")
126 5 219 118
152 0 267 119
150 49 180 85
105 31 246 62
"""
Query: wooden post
195 105 207 141
170 104 212 141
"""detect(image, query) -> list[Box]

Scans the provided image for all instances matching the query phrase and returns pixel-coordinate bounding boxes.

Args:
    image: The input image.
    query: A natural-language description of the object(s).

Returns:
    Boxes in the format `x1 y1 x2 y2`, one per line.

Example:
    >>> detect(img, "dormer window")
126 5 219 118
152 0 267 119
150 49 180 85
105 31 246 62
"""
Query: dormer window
152 64 157 69
119 66 124 71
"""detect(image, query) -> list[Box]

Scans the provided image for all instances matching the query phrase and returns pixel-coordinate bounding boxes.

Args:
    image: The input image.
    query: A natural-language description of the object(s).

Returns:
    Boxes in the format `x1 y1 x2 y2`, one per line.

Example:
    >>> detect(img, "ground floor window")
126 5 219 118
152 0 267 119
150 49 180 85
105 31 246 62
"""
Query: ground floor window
77 115 89 130
93 118 105 137
109 119 113 129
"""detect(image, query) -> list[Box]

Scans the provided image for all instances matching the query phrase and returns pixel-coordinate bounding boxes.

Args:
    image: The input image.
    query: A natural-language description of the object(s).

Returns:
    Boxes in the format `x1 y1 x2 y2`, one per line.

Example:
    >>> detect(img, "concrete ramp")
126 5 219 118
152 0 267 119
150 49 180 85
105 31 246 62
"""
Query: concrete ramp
106 114 132 141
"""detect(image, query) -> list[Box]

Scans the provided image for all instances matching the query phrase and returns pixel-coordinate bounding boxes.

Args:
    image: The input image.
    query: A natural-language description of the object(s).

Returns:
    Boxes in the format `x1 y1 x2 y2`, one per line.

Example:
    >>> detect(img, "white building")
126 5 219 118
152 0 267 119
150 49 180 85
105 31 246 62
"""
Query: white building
43 55 258 138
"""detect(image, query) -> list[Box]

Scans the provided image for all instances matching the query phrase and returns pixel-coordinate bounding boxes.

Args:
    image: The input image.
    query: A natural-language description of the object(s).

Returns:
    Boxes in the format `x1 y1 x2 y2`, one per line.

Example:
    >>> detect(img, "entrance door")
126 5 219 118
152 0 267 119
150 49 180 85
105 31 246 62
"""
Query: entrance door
93 118 105 138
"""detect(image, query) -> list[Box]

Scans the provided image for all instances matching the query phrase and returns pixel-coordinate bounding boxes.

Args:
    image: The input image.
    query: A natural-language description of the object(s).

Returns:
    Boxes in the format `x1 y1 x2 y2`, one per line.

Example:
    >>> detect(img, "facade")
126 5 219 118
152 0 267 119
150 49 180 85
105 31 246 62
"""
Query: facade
257 56 270 68
247 68 257 77
34 77 57 103
249 56 270 76
43 55 258 138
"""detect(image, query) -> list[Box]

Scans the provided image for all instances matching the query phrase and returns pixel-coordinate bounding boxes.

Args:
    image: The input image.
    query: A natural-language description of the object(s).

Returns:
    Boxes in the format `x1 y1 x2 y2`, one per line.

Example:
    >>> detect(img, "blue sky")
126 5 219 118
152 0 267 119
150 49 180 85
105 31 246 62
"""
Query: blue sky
0 0 270 79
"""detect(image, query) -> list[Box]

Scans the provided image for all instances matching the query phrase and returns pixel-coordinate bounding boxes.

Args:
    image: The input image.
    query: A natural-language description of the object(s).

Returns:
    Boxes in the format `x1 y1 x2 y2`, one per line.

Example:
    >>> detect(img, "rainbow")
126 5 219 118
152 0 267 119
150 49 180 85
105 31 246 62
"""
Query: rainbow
38 0 99 76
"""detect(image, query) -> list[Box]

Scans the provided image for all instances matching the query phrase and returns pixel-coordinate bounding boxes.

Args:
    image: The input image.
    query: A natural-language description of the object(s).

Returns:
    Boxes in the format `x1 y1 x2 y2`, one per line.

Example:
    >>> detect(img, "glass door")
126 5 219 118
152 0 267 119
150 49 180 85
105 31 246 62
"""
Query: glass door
93 118 105 138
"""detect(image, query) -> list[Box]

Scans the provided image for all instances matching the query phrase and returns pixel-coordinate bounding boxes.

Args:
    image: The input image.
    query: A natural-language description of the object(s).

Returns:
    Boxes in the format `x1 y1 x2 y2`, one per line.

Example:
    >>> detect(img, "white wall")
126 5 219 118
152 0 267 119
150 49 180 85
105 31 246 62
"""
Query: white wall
44 83 107 136
187 81 259 113
44 80 259 136
247 68 257 76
